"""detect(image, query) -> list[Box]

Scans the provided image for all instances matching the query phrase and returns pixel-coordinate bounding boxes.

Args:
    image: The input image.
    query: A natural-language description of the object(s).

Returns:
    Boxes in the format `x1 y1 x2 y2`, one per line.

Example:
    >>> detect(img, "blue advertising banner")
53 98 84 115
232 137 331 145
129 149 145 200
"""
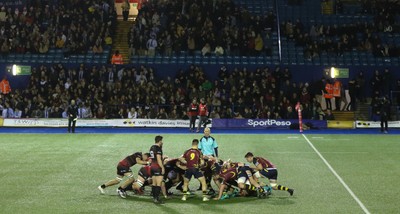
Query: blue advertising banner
212 119 327 129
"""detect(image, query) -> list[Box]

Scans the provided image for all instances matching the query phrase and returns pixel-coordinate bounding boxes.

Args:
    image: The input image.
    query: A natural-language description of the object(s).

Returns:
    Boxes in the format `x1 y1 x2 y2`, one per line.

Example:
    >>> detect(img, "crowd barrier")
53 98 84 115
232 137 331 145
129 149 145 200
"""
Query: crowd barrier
1 118 399 129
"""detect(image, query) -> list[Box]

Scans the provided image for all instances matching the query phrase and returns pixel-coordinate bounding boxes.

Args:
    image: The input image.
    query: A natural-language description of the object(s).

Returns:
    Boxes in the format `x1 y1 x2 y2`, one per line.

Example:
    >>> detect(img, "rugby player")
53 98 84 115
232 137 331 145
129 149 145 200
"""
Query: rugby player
163 158 186 195
213 163 239 200
98 152 150 198
245 152 294 196
130 165 152 195
179 139 209 201
149 136 165 204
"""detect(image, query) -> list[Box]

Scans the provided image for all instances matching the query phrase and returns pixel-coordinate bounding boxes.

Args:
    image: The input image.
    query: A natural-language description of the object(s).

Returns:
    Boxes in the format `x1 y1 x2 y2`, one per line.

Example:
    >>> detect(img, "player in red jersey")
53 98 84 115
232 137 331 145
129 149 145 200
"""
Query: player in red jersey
131 165 152 194
179 139 209 201
98 152 150 198
245 152 294 196
149 136 165 204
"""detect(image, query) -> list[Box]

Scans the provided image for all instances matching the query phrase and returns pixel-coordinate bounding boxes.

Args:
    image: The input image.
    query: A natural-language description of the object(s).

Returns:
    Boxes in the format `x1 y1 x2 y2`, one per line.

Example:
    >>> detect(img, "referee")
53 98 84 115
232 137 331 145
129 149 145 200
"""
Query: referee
198 127 218 159
198 127 218 193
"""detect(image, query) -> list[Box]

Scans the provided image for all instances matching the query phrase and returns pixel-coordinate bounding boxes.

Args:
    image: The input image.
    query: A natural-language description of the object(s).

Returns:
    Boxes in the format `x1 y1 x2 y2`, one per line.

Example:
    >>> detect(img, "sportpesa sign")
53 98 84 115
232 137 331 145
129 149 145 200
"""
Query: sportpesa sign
212 119 327 129
247 119 291 127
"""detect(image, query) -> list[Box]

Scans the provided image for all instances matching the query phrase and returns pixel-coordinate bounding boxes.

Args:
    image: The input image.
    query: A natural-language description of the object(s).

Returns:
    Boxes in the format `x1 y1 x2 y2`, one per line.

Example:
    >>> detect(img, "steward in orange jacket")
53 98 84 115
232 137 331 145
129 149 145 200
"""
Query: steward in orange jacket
111 50 123 64
0 76 11 94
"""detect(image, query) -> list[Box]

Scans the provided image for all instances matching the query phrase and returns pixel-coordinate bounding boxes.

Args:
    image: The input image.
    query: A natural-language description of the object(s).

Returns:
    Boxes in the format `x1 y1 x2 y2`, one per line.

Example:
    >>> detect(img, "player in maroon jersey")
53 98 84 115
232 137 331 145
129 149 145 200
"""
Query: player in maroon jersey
98 152 150 198
149 135 165 204
245 152 294 196
213 165 239 200
179 139 209 201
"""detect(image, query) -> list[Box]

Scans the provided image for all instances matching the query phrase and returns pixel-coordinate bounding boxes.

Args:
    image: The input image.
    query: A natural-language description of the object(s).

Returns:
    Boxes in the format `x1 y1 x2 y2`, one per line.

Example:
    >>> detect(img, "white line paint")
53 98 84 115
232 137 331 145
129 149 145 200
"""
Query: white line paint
302 134 371 214
288 136 299 139
311 136 324 139
268 151 369 154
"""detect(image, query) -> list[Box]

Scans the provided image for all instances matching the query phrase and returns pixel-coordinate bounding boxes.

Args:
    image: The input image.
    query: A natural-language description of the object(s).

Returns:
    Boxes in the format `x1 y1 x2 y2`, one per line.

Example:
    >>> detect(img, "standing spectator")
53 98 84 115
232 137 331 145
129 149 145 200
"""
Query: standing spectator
347 78 357 111
197 98 208 133
333 79 342 111
67 100 78 133
188 98 199 132
312 77 325 109
111 50 123 64
146 36 158 57
121 0 130 21
323 79 333 110
355 71 365 103
379 96 391 134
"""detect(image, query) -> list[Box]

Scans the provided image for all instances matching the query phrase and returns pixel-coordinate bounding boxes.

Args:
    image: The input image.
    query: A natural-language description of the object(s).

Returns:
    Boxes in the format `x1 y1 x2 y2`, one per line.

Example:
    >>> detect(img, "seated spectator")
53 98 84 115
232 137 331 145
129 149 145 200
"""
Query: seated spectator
128 107 138 119
214 45 224 56
201 43 211 56
55 36 65 49
92 40 103 54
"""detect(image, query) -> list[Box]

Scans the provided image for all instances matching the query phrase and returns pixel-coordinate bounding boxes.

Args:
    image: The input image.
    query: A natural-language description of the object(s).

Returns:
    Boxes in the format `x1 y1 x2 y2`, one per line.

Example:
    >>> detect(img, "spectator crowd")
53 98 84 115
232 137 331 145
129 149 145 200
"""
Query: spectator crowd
0 0 116 58
294 0 400 60
128 0 276 57
1 63 398 121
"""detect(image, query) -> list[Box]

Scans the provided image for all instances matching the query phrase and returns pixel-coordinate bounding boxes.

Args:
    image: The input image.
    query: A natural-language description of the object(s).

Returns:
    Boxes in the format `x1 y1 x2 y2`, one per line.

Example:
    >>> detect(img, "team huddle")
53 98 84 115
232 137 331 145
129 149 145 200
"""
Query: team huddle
98 128 294 204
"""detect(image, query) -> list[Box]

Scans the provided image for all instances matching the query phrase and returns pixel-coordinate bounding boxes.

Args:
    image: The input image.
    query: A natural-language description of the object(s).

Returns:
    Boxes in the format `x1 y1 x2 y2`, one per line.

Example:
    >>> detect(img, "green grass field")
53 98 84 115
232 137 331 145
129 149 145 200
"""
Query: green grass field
1 133 399 214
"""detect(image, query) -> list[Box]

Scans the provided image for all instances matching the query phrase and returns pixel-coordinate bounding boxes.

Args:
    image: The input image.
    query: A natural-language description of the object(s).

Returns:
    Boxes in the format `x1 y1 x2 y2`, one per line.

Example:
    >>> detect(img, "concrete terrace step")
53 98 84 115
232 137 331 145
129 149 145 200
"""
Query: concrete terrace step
332 111 355 120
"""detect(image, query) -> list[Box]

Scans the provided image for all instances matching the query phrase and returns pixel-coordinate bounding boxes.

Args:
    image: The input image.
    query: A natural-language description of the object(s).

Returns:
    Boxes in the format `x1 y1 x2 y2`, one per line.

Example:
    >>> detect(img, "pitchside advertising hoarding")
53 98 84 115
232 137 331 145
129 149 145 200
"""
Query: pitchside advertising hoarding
2 118 192 128
212 119 327 129
1 118 329 129
355 120 400 128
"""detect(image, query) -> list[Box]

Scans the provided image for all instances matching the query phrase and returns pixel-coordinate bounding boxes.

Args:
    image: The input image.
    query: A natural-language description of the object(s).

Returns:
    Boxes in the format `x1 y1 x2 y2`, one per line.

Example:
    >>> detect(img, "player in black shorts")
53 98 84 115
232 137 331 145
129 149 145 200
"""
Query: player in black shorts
149 135 165 204
98 152 150 198
162 158 186 196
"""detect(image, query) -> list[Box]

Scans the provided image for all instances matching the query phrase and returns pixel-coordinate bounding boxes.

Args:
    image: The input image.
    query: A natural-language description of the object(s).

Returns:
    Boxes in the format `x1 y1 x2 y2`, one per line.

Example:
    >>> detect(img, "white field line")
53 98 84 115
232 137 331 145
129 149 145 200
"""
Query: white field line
268 151 369 154
302 134 371 214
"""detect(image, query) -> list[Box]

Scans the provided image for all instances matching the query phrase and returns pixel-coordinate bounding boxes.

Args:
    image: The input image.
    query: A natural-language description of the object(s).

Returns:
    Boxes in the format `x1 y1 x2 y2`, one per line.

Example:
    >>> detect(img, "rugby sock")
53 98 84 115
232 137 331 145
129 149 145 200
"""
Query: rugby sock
246 184 260 192
277 185 289 191
124 185 133 191
202 191 207 197
165 180 173 191
151 186 156 198
154 186 161 198
100 184 106 189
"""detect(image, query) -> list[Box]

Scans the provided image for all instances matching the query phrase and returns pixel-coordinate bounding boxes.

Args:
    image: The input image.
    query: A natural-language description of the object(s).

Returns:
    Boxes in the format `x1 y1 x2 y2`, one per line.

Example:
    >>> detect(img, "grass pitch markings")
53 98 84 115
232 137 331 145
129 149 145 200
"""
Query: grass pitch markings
302 134 371 214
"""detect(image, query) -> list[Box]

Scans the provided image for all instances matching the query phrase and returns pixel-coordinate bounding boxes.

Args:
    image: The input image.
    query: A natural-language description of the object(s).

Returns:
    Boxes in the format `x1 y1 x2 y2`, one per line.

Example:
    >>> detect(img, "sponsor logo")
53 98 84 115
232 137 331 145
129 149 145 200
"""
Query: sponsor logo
14 119 39 126
247 119 291 127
